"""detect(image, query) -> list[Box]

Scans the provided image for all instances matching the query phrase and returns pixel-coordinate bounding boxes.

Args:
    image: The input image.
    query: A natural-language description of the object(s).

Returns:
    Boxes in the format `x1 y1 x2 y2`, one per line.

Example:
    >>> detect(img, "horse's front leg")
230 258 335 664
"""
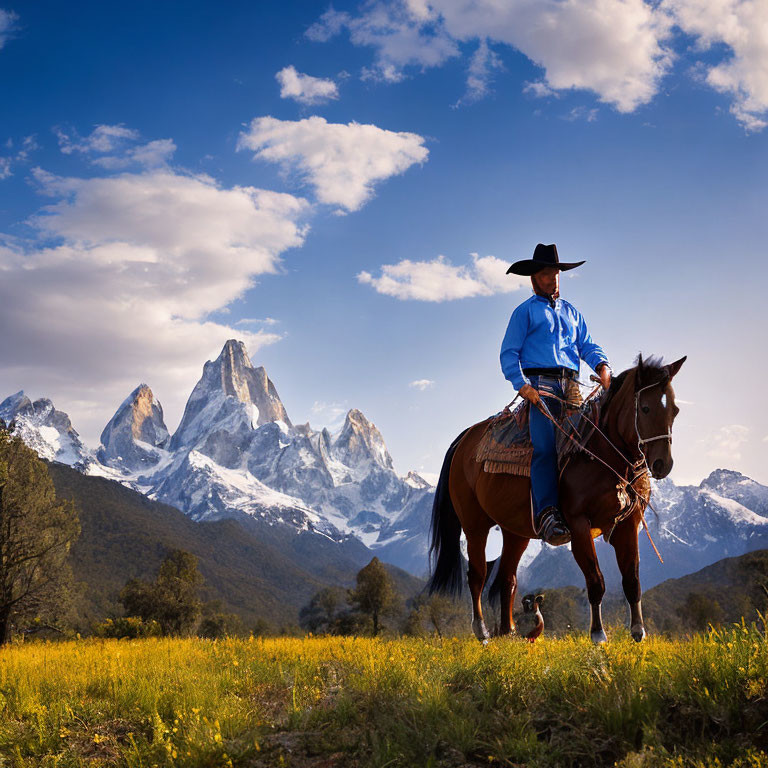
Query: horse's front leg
570 515 607 643
610 517 645 642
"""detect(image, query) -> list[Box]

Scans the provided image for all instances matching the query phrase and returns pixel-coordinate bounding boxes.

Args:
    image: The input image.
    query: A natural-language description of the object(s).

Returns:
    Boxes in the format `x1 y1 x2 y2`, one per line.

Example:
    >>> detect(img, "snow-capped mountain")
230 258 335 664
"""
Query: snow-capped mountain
699 469 768 518
1 340 434 574
170 340 292 455
4 339 767 586
98 384 170 472
0 391 90 467
520 470 768 591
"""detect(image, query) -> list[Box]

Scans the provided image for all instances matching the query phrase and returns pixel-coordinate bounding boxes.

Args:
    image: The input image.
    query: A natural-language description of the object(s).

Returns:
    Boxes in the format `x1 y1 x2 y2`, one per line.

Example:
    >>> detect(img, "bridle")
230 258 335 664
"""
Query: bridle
527 373 674 563
634 380 672 454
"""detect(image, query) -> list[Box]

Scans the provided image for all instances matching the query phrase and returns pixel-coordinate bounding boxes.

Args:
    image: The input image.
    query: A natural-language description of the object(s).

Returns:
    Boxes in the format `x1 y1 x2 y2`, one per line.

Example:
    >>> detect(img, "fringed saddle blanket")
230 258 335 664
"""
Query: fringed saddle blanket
474 398 602 477
474 400 532 476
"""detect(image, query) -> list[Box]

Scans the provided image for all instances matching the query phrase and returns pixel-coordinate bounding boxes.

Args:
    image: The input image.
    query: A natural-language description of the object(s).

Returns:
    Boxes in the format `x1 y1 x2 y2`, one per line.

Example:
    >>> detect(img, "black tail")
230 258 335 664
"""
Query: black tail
427 428 471 597
486 557 502 609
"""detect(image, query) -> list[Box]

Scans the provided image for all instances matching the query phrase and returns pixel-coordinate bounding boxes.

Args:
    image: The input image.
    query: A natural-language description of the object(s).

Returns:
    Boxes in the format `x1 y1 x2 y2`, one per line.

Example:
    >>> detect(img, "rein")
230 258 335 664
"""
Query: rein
533 380 666 563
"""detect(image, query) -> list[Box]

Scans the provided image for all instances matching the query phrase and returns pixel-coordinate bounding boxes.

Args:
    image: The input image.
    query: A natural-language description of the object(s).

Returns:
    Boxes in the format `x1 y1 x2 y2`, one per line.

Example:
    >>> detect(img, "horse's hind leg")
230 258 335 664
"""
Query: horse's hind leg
497 530 530 636
466 525 493 642
450 455 495 643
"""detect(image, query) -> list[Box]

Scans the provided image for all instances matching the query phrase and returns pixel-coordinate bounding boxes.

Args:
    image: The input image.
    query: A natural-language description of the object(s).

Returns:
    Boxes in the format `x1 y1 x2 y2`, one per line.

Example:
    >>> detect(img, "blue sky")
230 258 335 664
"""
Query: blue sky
1 0 767 485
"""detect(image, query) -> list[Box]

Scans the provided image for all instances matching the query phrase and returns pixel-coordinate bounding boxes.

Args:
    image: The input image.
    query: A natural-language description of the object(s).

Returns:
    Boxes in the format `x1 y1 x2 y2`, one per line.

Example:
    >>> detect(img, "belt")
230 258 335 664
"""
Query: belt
523 367 578 379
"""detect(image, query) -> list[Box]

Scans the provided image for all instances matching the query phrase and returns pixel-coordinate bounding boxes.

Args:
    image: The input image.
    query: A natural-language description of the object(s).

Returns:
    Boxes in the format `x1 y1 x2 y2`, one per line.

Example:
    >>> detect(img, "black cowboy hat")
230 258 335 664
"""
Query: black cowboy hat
506 243 585 276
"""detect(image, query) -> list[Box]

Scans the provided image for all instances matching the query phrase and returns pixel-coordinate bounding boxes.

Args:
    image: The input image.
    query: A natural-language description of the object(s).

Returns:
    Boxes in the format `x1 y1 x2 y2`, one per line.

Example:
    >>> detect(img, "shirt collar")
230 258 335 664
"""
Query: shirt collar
533 293 559 309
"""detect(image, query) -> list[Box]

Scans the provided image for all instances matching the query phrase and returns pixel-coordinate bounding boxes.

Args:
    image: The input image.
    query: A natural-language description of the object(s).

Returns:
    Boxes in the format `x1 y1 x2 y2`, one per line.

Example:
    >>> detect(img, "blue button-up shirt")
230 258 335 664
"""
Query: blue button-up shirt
500 294 609 390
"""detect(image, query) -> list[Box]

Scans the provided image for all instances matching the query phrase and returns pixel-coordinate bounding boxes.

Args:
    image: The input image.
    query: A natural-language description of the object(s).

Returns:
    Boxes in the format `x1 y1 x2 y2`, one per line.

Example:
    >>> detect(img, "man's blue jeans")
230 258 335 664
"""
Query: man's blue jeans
528 374 565 522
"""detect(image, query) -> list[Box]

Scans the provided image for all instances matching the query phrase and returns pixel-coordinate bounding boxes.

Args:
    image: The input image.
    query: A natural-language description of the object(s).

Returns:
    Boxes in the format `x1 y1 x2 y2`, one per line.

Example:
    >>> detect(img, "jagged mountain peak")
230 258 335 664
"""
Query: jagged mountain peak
701 469 749 488
98 383 170 472
202 340 290 423
214 340 255 399
404 470 432 489
0 390 32 420
170 339 292 453
333 408 393 470
699 468 768 518
0 392 87 465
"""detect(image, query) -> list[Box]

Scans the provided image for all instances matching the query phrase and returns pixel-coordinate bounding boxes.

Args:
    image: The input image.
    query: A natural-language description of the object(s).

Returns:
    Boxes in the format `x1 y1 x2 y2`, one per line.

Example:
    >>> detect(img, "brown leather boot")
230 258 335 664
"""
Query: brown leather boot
537 506 571 546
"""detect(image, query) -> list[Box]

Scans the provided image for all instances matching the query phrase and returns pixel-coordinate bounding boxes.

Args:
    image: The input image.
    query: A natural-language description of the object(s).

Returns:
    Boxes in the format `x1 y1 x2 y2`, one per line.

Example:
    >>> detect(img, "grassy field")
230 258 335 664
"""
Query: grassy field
2 626 768 767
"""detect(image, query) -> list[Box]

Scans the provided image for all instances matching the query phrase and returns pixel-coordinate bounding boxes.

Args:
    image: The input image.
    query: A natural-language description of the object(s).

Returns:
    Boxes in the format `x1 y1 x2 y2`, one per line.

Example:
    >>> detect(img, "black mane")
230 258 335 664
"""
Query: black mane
600 354 669 411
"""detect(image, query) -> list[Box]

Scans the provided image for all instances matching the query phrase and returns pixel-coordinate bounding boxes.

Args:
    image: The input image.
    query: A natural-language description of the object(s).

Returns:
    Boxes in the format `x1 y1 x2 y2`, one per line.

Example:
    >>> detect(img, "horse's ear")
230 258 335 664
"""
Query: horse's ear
635 353 645 389
666 356 687 379
535 594 544 605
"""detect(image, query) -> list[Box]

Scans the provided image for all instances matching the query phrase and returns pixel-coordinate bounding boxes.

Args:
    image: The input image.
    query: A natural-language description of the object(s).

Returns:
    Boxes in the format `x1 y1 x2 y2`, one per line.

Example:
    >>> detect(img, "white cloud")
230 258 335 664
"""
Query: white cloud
56 124 176 168
0 135 40 180
0 167 309 443
311 0 768 130
704 424 750 462
236 317 279 326
307 5 460 81
309 0 674 112
357 253 528 301
115 138 176 169
664 0 768 131
409 379 435 390
0 9 18 50
459 39 503 104
523 80 557 99
276 65 339 104
237 116 428 212
310 400 349 430
563 106 599 122
57 124 140 154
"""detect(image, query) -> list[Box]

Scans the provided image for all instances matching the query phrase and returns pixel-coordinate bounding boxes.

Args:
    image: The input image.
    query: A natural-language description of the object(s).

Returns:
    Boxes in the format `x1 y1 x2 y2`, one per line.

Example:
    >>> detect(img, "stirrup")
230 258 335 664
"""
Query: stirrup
536 506 571 546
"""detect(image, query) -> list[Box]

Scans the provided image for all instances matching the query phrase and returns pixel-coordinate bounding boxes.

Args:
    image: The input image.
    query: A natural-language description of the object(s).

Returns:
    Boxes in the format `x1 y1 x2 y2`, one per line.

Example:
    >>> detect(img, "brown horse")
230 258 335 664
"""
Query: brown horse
427 354 686 643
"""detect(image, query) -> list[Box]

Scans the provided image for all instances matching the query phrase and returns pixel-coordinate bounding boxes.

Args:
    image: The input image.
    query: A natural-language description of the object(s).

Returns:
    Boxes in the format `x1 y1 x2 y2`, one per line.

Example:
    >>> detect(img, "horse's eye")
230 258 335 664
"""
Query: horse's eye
641 405 650 414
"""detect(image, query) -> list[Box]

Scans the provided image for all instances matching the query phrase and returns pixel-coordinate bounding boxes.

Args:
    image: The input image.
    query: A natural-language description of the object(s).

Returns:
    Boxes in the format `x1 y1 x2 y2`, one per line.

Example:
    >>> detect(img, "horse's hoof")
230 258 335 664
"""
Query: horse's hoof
472 618 490 642
631 625 646 643
591 629 608 644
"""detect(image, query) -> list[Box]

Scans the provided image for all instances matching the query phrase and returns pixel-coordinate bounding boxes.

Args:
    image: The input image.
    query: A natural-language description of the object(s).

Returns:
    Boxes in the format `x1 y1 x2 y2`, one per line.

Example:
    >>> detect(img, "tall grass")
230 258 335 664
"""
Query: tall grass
1 625 767 766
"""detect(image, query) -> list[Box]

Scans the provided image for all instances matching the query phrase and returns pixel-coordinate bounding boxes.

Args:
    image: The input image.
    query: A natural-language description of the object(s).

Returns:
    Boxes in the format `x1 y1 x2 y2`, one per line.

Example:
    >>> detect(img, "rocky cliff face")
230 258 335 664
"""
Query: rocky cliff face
6 340 433 573
170 340 292 457
0 391 89 466
151 343 433 568
334 409 394 472
98 384 170 471
699 469 768 518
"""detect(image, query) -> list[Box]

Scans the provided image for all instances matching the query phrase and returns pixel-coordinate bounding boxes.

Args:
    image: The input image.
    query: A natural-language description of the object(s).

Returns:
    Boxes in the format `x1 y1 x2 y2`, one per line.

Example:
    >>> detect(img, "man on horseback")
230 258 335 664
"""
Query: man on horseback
500 243 612 546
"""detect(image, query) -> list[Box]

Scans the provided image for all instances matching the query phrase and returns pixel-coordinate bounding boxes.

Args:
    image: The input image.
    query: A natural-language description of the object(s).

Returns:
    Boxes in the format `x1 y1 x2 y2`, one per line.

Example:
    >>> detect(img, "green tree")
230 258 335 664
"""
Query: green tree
682 591 724 632
299 586 347 634
404 593 466 638
0 423 80 644
348 557 398 636
120 549 203 636
198 600 243 639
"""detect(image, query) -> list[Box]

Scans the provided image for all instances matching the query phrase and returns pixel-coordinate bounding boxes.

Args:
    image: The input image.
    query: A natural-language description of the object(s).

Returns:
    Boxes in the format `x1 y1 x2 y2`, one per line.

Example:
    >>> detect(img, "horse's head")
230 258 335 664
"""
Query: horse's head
633 354 686 478
606 354 686 479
